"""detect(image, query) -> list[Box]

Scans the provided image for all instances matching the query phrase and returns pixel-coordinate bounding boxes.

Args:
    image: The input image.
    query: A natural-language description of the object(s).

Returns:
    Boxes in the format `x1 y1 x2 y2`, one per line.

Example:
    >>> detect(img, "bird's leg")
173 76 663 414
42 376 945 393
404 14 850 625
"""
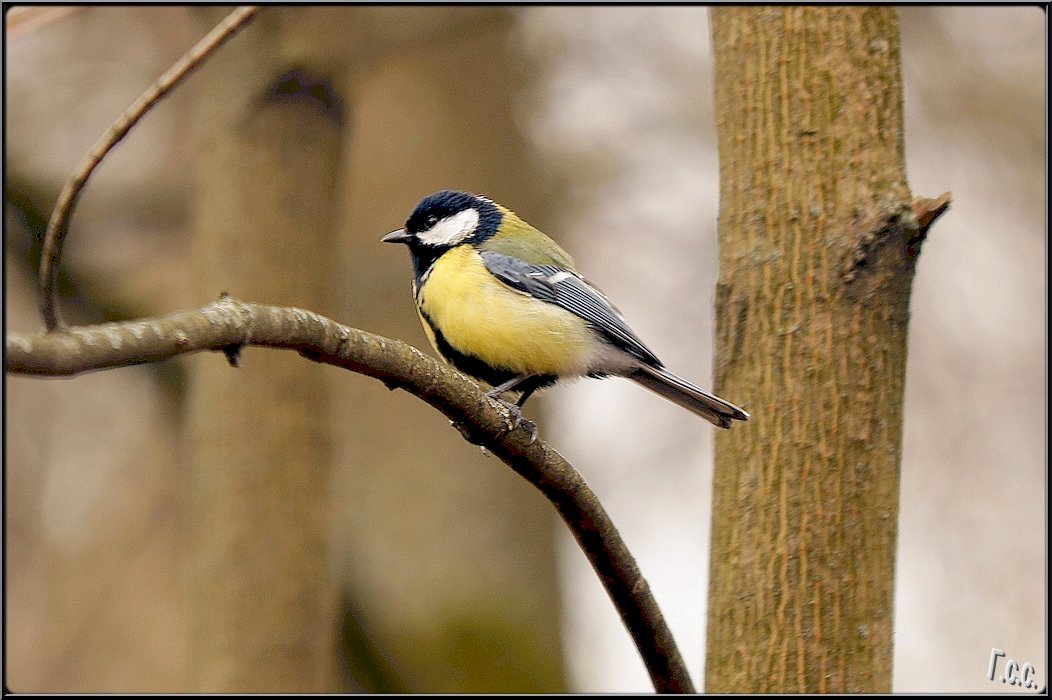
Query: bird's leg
484 374 544 442
486 374 541 401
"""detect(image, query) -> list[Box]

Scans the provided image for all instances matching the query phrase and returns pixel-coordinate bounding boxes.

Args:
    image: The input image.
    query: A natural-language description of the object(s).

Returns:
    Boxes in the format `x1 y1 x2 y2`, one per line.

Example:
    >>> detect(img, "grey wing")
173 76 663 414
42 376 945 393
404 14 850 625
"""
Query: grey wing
480 250 662 366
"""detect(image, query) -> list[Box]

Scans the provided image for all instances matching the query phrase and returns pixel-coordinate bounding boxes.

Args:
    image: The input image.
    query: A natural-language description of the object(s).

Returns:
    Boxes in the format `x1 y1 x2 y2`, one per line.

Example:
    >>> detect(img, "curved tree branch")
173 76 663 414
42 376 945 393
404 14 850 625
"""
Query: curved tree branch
20 4 694 690
6 296 695 693
38 5 259 332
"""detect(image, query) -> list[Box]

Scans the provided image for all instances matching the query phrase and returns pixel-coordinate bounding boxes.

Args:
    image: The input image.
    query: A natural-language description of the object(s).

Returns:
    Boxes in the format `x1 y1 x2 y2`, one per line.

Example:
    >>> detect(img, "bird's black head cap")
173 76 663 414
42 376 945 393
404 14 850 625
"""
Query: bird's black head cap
403 190 502 246
385 190 503 282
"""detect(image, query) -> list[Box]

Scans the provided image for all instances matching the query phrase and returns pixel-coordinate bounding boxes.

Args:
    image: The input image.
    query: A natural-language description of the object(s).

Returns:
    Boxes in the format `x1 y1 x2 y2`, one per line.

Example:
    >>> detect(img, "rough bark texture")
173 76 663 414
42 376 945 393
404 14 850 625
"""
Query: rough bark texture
186 9 346 692
706 8 913 692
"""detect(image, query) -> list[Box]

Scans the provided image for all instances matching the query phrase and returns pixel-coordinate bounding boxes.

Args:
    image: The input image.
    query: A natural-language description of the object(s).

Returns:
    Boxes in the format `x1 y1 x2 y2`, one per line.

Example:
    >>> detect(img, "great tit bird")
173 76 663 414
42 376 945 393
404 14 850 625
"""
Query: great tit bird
382 190 749 429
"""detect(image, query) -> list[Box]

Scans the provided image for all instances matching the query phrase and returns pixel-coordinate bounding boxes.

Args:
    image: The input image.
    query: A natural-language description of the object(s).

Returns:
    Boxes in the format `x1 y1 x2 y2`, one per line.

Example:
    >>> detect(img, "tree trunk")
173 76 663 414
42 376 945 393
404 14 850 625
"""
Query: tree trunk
186 8 347 692
706 7 915 692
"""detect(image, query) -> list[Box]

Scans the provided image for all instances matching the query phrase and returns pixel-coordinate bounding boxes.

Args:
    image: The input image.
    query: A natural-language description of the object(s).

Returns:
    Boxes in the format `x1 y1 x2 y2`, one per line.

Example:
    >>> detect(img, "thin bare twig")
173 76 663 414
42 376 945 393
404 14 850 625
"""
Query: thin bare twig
38 5 259 332
6 297 696 693
5 6 83 42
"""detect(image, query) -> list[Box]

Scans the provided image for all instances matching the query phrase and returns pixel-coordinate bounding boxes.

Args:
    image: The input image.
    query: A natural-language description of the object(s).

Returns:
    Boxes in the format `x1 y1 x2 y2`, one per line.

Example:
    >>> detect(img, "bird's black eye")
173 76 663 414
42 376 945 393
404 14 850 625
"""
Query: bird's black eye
425 215 438 227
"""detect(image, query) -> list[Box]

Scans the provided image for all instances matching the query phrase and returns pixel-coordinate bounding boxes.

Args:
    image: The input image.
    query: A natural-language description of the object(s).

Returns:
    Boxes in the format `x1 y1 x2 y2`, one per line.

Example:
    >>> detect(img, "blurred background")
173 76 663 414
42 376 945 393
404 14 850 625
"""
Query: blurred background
3 6 1045 693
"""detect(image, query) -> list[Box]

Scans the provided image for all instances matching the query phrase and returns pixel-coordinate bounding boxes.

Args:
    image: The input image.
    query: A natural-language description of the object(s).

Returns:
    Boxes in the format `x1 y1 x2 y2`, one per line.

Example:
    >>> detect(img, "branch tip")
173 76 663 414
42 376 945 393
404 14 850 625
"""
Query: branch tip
37 6 259 332
907 191 951 258
912 191 951 237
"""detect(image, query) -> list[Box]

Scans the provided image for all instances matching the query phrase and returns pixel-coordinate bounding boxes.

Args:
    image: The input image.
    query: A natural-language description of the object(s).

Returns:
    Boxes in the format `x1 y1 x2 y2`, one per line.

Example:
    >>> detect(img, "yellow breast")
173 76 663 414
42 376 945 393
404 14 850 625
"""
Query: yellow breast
418 246 596 377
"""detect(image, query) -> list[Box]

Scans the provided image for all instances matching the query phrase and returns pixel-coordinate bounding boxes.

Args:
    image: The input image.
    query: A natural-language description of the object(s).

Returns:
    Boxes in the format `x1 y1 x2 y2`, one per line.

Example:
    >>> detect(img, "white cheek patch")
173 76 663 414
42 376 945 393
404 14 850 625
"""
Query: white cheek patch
418 208 480 247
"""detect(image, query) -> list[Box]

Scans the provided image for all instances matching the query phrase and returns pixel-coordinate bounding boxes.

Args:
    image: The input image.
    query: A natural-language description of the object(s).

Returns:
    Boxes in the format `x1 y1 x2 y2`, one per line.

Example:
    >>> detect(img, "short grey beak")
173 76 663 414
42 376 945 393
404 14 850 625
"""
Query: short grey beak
381 228 410 244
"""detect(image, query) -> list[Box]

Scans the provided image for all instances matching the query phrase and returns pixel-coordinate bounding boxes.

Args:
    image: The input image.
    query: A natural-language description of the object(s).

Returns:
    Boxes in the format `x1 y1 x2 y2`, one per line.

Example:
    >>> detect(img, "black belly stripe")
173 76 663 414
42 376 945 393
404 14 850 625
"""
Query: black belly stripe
418 307 516 385
418 307 558 391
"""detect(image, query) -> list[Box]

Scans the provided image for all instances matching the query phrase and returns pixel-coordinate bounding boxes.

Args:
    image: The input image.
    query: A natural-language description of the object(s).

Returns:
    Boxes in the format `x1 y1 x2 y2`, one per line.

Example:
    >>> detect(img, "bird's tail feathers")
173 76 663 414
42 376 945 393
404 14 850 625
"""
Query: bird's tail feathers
629 365 749 429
